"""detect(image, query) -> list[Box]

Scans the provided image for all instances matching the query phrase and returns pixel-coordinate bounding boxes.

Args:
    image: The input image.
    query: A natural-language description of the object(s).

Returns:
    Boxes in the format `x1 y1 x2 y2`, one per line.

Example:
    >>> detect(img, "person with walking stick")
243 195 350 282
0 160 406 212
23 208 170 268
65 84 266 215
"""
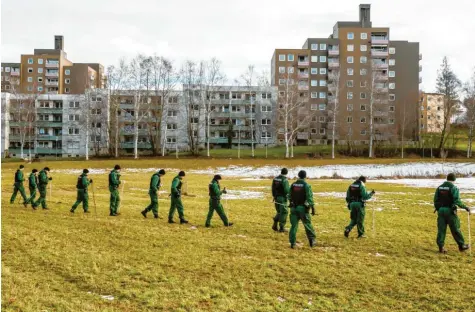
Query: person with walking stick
32 167 52 210
10 164 29 205
433 173 471 254
109 165 121 217
70 169 93 214
205 175 233 228
24 168 39 207
141 169 166 219
271 168 290 232
344 176 375 239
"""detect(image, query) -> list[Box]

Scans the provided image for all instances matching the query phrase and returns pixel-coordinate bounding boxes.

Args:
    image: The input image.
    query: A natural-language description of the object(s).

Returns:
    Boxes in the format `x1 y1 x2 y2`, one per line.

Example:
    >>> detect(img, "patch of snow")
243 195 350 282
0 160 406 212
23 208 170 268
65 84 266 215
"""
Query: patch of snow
100 295 114 301
234 234 247 238
277 296 286 303
189 226 197 230
315 192 346 198
222 190 264 200
374 253 385 257
240 178 265 181
376 178 475 193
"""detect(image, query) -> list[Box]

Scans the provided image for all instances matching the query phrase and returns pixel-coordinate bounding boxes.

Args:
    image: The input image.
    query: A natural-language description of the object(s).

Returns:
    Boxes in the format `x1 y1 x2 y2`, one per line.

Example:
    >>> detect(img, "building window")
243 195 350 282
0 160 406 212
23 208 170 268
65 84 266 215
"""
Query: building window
361 130 367 135
190 117 198 124
167 123 177 130
279 54 285 61
68 115 80 121
389 71 395 77
38 58 44 64
347 104 353 111
389 59 395 66
360 81 367 87
360 56 367 64
5 67 11 72
38 68 43 73
347 80 354 87
389 47 396 54
360 45 367 52
28 77 33 82
347 68 354 76
319 80 326 87
319 92 326 99
347 56 354 64
319 43 327 50
347 92 353 99
360 117 366 123
319 104 326 111
65 87 70 93
311 44 318 50
65 78 71 84
0 67 3 72
261 132 271 139
319 128 326 135
91 108 102 115
27 86 33 91
288 54 294 61
38 86 43 91
279 67 285 74
311 68 318 74
311 80 318 87
347 32 354 40
389 83 396 89
360 69 367 76
360 105 367 111
167 137 176 143
389 106 395 112
319 116 326 123
38 77 43 83
347 44 354 51
279 79 285 85
168 110 178 117
361 33 367 40
28 58 33 64
389 94 396 101
261 119 271 125
319 56 327 62
28 68 33 73
389 118 395 124
261 105 272 112
360 92 367 99
347 116 353 123
311 92 318 99
311 56 318 63
68 128 80 135
65 69 71 75
288 67 294 73
69 101 80 108
319 68 327 75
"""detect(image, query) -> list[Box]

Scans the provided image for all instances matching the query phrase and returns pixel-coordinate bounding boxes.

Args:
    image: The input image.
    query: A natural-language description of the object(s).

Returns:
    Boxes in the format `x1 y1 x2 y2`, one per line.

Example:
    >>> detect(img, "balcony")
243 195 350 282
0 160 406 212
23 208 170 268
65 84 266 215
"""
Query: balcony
419 53 422 60
297 132 309 140
419 77 422 84
419 65 422 72
37 107 63 114
45 81 59 86
372 62 388 69
298 73 309 79
376 75 389 81
375 86 389 92
36 121 63 127
328 96 336 102
297 61 309 67
45 63 59 68
328 62 340 68
10 71 20 76
371 37 389 45
328 49 339 56
9 135 35 142
371 50 389 57
45 72 59 77
120 142 152 149
298 85 309 91
37 135 62 141
328 84 337 91
47 91 59 95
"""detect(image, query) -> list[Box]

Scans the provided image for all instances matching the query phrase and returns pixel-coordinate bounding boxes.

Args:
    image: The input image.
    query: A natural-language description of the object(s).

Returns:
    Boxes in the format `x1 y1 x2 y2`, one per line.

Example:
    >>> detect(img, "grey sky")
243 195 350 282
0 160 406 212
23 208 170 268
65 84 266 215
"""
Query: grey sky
2 0 474 90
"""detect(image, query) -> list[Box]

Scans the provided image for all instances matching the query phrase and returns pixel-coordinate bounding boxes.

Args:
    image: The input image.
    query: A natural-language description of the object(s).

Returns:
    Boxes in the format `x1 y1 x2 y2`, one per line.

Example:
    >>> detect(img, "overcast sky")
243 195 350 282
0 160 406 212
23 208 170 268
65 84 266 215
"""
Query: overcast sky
2 0 474 90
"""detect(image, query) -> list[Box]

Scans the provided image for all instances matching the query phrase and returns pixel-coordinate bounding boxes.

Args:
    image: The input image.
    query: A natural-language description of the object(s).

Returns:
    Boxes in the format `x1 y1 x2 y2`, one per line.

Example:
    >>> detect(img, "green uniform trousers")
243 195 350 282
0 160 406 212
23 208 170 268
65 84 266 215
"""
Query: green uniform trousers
71 189 89 212
25 187 37 204
345 202 366 237
437 207 466 248
32 186 48 209
206 199 229 226
169 196 184 220
144 191 159 217
289 205 316 245
273 196 288 229
10 182 28 204
110 189 120 215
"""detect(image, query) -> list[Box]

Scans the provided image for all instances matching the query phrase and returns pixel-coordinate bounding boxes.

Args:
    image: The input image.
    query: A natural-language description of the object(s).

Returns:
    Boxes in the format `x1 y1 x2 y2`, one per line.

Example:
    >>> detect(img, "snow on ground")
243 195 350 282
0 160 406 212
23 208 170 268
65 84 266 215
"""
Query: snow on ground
191 162 475 179
315 192 347 198
52 168 178 175
375 178 475 193
222 190 264 200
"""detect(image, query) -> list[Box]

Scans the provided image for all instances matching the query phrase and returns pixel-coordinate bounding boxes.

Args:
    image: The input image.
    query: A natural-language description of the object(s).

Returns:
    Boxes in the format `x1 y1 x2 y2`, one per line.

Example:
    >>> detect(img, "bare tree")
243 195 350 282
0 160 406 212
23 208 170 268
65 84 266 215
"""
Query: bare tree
436 56 462 156
464 67 475 158
328 69 342 159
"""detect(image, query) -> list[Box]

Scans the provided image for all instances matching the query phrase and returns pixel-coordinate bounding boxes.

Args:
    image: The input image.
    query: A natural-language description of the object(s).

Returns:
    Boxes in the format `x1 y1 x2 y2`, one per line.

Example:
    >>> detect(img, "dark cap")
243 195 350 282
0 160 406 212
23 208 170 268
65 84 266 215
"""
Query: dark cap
114 165 121 170
83 169 89 174
298 170 307 179
214 174 222 181
19 165 25 169
281 168 288 175
178 171 186 177
358 176 367 183
44 167 50 171
32 169 38 173
158 169 166 175
447 173 456 182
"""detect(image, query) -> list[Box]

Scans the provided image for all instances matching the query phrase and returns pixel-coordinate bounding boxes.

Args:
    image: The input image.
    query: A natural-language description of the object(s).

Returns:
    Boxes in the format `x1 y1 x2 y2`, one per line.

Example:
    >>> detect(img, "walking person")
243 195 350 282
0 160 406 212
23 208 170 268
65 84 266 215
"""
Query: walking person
109 165 121 216
205 175 233 227
10 164 28 205
70 169 93 213
344 176 375 239
141 169 166 218
272 168 290 232
168 171 188 224
32 167 52 210
24 169 39 207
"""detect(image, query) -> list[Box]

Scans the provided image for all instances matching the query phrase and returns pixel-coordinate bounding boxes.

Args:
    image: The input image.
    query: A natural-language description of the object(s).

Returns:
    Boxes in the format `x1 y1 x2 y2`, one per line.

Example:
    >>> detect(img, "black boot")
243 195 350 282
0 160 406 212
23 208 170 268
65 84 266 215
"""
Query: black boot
154 215 159 219
439 246 447 254
168 219 175 224
70 208 75 213
225 222 234 227
272 220 278 232
290 243 295 249
344 229 350 238
309 238 316 248
180 218 189 224
279 227 288 233
459 244 470 252
141 210 147 218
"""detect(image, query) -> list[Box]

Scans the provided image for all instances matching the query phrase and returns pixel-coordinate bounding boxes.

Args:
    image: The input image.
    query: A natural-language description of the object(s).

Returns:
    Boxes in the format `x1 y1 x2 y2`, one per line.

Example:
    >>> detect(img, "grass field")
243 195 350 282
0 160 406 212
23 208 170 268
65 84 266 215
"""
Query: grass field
2 159 475 311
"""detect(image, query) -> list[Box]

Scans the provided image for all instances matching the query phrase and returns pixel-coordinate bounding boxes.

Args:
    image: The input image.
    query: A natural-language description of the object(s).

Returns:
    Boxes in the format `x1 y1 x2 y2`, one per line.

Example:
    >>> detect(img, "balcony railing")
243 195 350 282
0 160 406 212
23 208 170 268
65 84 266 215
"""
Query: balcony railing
297 85 309 91
297 132 309 140
328 96 336 102
372 62 388 69
298 73 309 79
10 71 20 76
45 63 59 68
45 81 59 86
47 91 59 95
37 135 62 141
371 37 389 44
297 61 309 67
45 72 59 77
328 49 339 56
328 84 337 91
376 75 389 81
328 62 340 68
371 50 389 57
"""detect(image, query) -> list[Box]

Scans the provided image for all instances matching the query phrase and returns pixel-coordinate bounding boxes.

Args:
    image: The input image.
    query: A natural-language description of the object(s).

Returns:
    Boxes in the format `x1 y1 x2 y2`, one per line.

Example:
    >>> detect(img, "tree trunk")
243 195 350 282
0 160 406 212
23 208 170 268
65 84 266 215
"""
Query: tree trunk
115 105 119 158
468 125 473 158
331 119 336 159
85 114 89 161
134 120 139 159
207 112 210 157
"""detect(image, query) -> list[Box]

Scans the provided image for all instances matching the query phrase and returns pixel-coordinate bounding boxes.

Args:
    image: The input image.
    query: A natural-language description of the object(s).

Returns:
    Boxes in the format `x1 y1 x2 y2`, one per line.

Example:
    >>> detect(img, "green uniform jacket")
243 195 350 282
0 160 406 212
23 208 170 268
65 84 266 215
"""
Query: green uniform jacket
29 173 37 189
272 175 290 200
149 173 161 193
291 179 314 206
78 174 90 191
38 170 49 187
171 176 182 197
346 181 373 205
109 169 121 191
433 181 468 210
15 170 25 183
209 180 223 200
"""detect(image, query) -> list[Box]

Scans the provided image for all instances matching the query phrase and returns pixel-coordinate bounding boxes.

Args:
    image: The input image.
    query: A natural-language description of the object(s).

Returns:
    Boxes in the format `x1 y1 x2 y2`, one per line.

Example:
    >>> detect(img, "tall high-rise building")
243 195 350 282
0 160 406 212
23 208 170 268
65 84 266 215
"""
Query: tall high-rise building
271 4 421 146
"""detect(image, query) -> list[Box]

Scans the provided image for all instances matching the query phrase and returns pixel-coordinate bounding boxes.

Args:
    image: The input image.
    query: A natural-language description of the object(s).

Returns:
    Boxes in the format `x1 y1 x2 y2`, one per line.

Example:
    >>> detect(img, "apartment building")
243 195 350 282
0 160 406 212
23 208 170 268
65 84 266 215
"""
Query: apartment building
3 90 109 158
271 4 421 146
1 35 104 95
419 92 445 134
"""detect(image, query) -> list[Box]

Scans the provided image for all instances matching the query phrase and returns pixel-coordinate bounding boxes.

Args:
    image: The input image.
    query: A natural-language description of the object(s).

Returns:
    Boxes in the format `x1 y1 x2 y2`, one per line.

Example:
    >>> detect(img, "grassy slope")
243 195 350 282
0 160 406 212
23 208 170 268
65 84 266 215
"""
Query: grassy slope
2 160 474 311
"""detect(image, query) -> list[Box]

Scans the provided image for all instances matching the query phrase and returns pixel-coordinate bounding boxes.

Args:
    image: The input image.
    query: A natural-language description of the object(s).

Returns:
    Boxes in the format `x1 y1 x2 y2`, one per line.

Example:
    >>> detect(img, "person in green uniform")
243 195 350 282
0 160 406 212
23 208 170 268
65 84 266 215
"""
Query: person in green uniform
168 171 188 224
141 169 166 218
70 169 93 213
10 164 28 205
206 174 233 227
109 164 121 216
24 169 39 206
289 170 316 249
32 167 52 210
434 173 471 253
272 168 290 232
344 176 375 238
